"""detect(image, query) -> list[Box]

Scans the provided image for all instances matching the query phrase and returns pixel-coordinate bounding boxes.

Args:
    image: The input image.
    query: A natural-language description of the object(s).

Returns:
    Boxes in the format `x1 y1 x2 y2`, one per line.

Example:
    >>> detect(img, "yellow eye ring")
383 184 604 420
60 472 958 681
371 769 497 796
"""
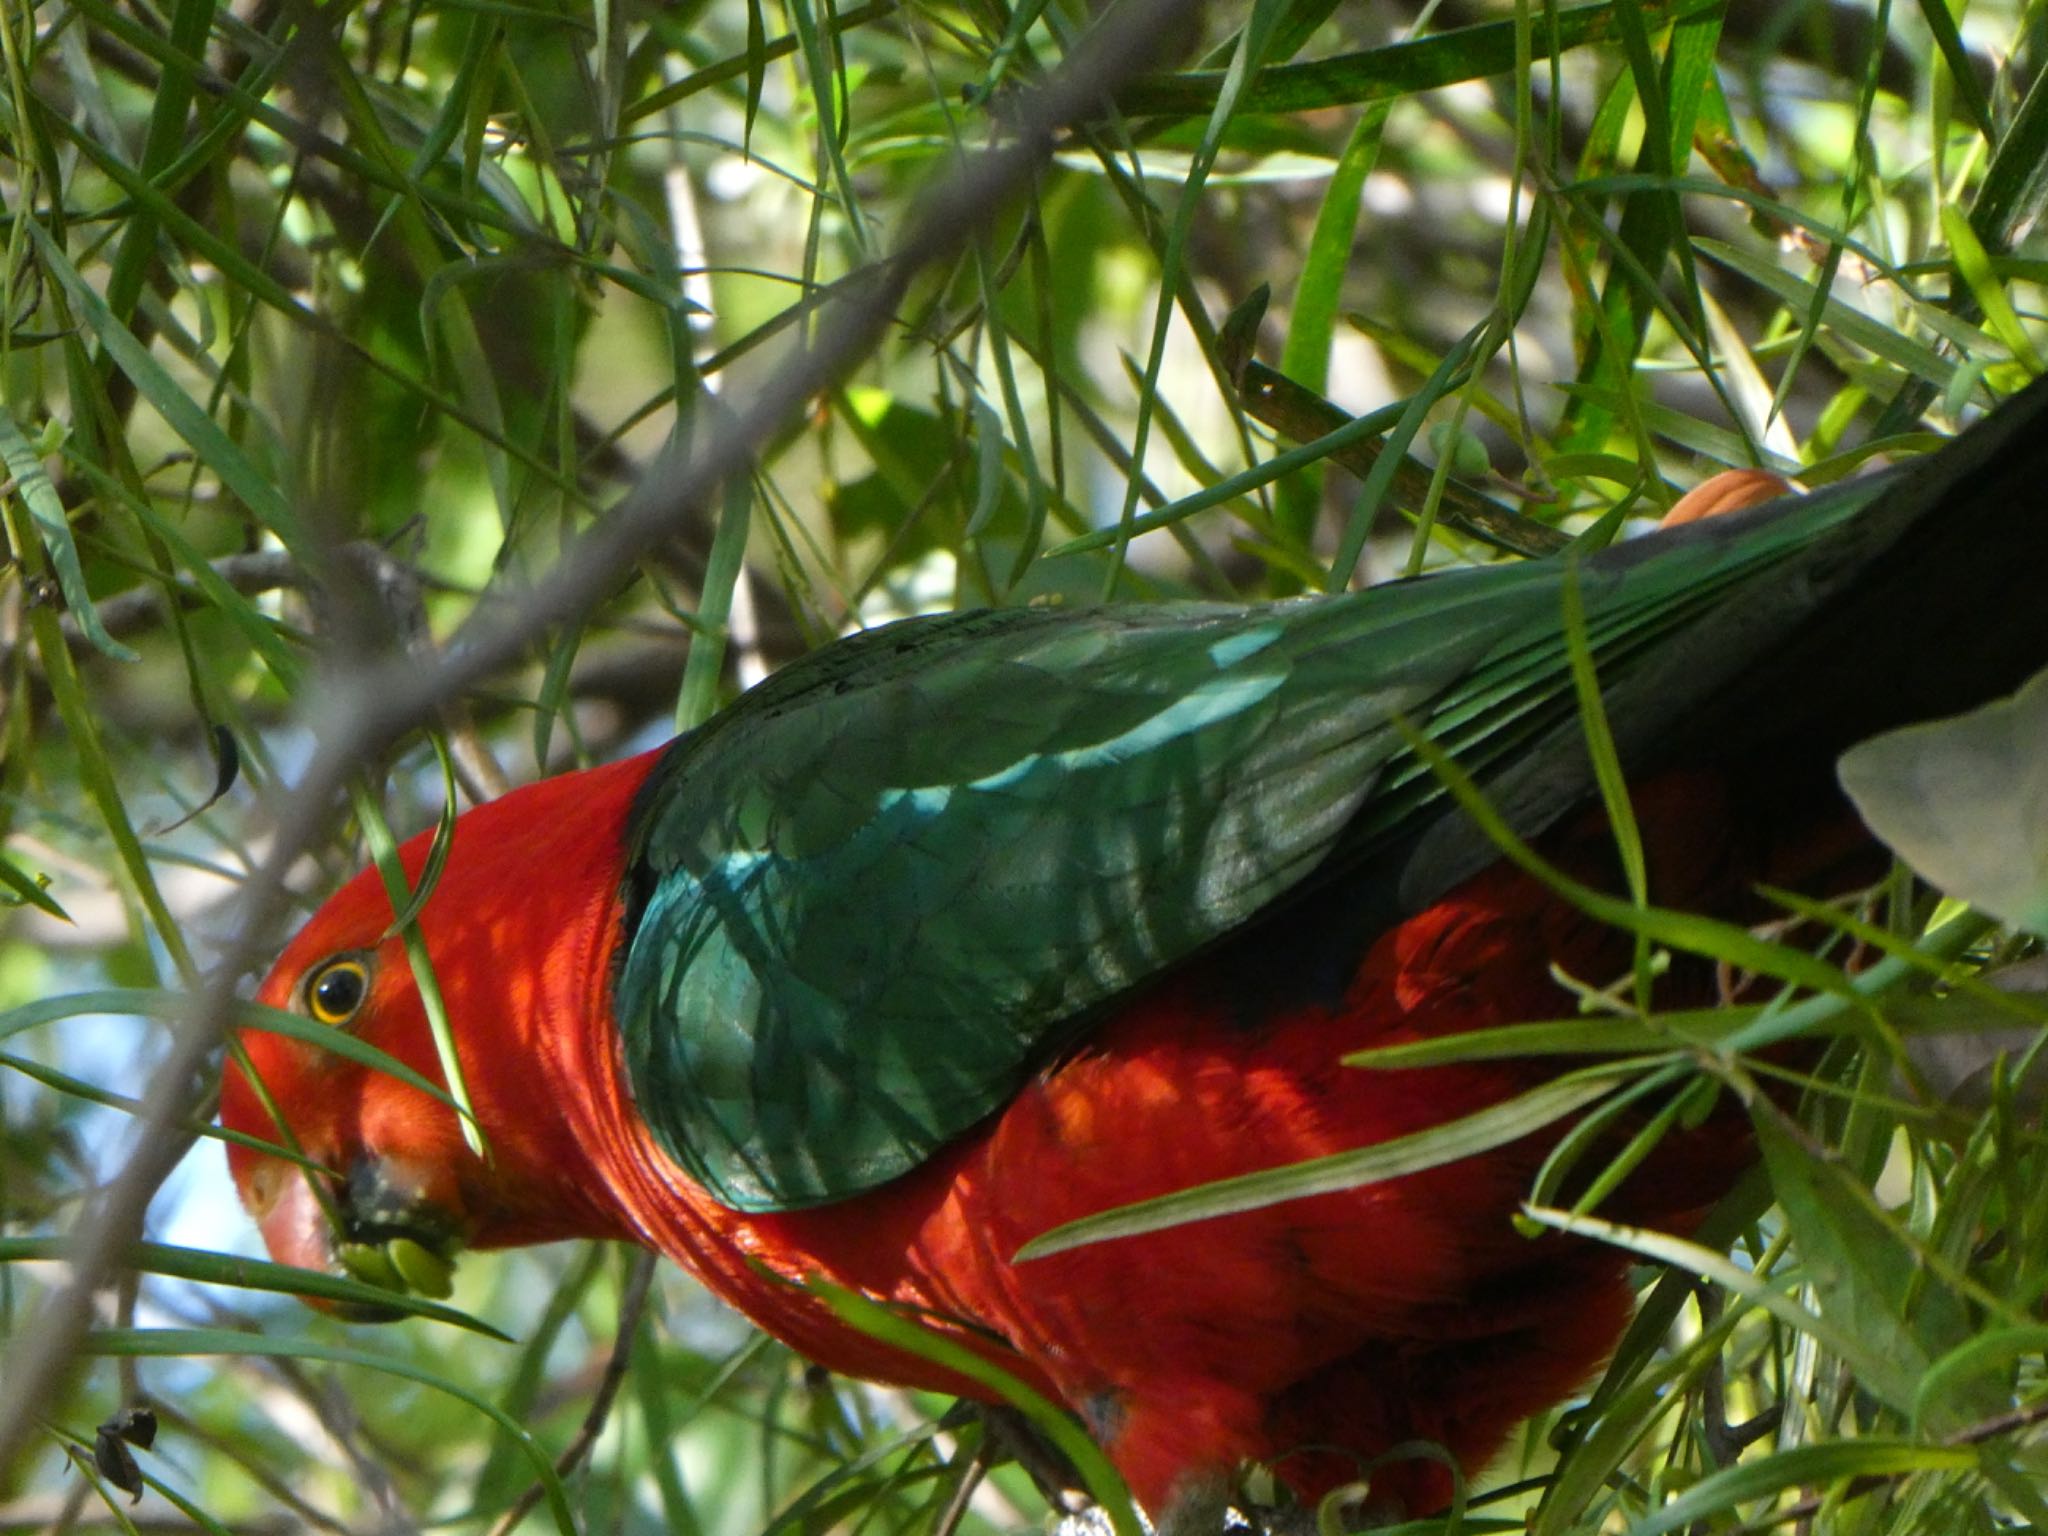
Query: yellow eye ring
304 957 370 1026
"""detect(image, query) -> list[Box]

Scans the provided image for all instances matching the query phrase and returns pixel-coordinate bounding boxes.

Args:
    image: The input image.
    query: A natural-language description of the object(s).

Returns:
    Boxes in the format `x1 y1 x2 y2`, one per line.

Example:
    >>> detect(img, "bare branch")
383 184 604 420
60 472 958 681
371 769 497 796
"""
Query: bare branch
0 0 1207 1477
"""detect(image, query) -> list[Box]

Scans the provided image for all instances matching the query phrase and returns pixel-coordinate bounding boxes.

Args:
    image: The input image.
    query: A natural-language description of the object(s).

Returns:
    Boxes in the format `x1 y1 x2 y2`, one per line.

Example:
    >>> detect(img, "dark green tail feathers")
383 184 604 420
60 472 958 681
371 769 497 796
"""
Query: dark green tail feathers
615 378 2048 1213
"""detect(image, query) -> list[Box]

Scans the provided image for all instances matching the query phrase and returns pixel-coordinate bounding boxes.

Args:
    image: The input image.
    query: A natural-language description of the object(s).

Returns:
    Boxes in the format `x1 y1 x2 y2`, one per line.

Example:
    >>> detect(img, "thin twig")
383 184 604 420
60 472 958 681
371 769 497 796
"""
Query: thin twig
261 1356 418 1532
47 552 306 650
0 0 1208 1482
484 1252 659 1536
931 1430 995 1536
1695 1288 1782 1469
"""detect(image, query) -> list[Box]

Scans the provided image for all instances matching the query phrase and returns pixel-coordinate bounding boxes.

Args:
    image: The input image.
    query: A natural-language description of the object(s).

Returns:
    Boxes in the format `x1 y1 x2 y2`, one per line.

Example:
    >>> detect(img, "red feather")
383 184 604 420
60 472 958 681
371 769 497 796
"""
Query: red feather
225 759 1810 1517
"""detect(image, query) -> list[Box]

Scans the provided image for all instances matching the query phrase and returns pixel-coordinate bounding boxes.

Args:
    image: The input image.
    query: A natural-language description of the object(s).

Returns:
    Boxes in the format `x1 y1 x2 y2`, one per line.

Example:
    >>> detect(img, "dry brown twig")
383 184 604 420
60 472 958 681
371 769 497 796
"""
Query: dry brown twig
0 0 1211 1481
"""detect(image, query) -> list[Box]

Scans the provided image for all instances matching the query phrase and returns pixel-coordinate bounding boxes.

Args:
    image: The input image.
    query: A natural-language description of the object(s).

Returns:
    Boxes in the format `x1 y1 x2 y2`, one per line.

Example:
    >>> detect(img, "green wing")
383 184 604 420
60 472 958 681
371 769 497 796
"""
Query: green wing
615 463 1925 1212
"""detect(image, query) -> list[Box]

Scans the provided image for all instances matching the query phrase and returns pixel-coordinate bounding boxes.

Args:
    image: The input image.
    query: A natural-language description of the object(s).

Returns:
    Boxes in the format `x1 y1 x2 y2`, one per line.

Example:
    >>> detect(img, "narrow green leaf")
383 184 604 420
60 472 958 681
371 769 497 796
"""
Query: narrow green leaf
974 0 1055 100
965 395 1007 541
1971 59 2048 254
0 501 192 978
123 496 301 688
1559 0 1725 451
742 0 767 152
1914 1325 2048 1434
1116 351 1238 496
1330 321 1486 586
1559 383 1801 472
1016 1072 1622 1259
1114 0 1723 115
531 619 585 774
1348 1012 1734 1066
351 783 488 1159
0 413 136 660
382 735 461 936
1915 0 1994 143
787 0 871 253
676 466 752 732
1048 390 1424 556
0 849 70 921
974 239 1051 589
1274 106 1387 554
1396 717 1859 1000
47 114 575 503
1561 561 1650 1005
418 257 515 519
1 1046 350 1166
0 988 461 1107
0 1237 510 1338
1532 1261 1754 1536
624 0 898 127
1940 204 2045 374
1752 1109 1956 1412
98 0 217 329
1102 0 1295 590
22 220 304 553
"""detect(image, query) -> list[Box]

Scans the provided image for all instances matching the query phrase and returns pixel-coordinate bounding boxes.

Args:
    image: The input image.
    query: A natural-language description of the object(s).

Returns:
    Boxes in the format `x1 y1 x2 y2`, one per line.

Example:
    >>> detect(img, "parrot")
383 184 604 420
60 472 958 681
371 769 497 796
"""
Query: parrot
223 375 2048 1524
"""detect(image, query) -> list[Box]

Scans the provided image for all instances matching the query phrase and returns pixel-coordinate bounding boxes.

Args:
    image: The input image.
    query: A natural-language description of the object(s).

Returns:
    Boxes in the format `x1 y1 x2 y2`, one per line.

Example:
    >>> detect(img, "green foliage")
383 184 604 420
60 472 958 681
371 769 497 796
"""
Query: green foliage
0 0 2045 1529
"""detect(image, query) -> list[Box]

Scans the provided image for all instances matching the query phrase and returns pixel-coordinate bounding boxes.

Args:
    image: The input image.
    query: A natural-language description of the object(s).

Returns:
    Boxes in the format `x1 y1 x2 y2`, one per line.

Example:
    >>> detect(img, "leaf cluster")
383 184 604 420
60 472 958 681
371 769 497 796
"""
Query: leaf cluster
0 0 2044 1529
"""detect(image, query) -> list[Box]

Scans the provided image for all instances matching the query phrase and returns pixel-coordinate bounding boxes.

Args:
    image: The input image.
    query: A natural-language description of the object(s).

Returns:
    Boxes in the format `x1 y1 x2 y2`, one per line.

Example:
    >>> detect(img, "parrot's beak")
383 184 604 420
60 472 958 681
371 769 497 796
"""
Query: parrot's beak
244 1154 468 1322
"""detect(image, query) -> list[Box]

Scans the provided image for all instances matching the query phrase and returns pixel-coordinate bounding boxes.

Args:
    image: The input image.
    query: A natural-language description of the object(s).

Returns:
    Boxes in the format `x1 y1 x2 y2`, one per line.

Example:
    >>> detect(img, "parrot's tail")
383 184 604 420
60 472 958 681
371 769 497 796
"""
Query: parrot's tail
1394 375 2048 919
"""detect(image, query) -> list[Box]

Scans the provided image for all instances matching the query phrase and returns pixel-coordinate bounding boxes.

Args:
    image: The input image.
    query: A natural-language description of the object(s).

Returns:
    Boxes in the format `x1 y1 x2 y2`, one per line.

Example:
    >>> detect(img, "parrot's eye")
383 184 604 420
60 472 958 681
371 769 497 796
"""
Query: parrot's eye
304 958 370 1027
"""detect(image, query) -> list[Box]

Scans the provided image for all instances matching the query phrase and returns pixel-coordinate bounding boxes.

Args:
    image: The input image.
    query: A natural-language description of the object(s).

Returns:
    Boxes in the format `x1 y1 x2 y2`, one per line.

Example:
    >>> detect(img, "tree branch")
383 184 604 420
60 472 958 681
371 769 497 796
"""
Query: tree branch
0 0 1209 1478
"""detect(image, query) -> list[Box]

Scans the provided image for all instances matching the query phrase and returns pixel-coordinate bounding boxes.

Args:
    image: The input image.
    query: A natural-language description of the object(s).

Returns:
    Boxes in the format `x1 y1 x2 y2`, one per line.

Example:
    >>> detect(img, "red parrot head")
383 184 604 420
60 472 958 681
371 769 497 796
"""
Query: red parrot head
220 752 663 1316
225 881 482 1319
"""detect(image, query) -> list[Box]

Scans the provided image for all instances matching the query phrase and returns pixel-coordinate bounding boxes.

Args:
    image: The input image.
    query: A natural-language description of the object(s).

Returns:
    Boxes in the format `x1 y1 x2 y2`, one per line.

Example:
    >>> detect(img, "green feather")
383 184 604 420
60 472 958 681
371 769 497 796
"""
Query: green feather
614 381 2048 1212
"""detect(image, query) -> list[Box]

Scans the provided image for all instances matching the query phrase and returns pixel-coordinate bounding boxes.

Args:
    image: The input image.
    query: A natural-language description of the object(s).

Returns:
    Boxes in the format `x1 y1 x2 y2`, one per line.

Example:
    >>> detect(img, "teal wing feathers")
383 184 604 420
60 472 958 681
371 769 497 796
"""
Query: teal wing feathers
610 456 1932 1213
616 599 1503 1210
